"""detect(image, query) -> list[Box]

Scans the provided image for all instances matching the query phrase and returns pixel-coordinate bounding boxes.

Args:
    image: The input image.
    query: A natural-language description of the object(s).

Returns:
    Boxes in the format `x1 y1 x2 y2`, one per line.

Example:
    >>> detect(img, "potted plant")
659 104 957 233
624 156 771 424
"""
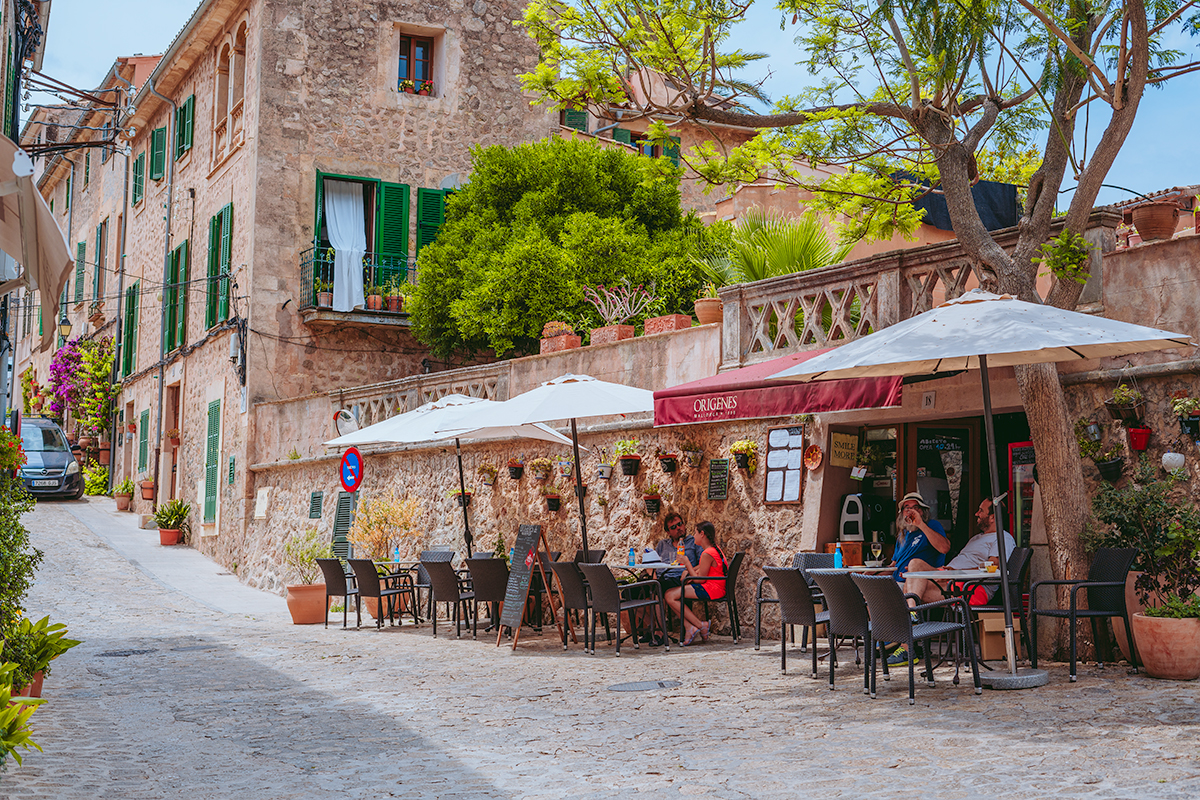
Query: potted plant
417 80 434 96
282 527 332 625
399 79 416 94
315 279 334 308
447 488 472 507
584 282 656 345
539 320 581 354
730 439 759 473
96 439 111 466
127 421 137 433
1171 395 1200 438
1127 425 1152 451
1105 383 1145 423
1130 198 1180 242
694 282 724 326
614 439 642 475
1095 446 1125 483
527 457 553 481
114 477 134 511
365 284 384 311
680 440 703 468
139 478 156 501
10 615 80 698
555 455 574 478
644 312 694 335
477 462 499 487
541 483 562 511
655 446 679 474
506 456 525 479
642 483 663 514
152 499 192 546
596 448 614 480
385 279 405 313
165 427 181 447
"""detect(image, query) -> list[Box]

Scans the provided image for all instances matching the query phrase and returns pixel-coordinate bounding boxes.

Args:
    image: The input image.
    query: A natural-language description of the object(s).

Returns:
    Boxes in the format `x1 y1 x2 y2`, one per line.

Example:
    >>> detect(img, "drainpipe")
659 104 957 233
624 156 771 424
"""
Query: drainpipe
147 80 176 510
106 71 136 491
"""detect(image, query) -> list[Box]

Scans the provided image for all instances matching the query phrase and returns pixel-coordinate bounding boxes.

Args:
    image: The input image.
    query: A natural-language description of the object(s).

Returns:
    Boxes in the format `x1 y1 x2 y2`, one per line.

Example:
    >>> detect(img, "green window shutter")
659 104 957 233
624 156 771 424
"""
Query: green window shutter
664 136 681 167
204 399 221 523
314 172 326 247
138 409 150 471
375 183 409 285
65 173 71 210
228 456 235 485
308 491 324 519
613 128 632 145
132 155 145 204
218 204 232 320
37 306 42 336
93 225 103 299
205 214 219 328
84 152 90 186
74 242 86 302
175 95 195 159
331 491 356 560
414 188 446 257
123 282 139 376
175 240 188 350
149 127 167 180
564 109 588 132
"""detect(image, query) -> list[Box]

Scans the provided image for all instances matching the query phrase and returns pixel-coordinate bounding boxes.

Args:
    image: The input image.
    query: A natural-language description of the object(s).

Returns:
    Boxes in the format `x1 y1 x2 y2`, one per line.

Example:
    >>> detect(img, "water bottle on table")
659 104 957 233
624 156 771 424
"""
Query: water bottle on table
628 547 636 566
834 541 843 568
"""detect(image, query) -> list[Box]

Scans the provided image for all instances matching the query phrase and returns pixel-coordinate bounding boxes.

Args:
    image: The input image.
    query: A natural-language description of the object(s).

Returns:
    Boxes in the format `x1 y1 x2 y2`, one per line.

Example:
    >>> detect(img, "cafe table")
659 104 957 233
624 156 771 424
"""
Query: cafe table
903 568 995 581
806 565 896 574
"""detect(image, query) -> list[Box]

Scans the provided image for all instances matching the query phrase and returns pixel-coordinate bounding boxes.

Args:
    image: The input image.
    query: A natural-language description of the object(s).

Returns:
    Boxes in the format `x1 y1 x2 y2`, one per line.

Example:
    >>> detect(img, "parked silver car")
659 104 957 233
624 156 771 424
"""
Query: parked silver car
19 417 84 499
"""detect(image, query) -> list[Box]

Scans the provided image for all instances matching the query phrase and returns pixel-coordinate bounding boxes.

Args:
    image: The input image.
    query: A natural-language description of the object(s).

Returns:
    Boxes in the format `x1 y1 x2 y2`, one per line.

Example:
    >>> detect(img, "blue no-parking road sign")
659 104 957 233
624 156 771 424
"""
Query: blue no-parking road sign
339 447 364 493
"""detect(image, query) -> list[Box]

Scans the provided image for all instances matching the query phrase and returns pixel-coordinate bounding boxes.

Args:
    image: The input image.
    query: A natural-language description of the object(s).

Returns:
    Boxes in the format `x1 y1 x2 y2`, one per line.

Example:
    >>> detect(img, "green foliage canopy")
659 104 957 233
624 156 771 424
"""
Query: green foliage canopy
409 137 727 357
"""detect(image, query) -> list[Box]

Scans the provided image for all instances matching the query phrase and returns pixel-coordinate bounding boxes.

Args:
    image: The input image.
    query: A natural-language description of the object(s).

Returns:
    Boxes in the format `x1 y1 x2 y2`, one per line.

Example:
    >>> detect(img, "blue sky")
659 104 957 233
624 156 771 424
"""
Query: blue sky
35 0 1198 206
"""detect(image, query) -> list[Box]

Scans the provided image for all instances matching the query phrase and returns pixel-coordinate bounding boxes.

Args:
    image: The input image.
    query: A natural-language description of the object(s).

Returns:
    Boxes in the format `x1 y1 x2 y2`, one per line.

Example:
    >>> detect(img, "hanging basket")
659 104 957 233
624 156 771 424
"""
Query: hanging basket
643 495 661 514
619 455 641 476
1127 427 1152 451
1104 399 1144 423
1096 457 1125 483
734 452 751 470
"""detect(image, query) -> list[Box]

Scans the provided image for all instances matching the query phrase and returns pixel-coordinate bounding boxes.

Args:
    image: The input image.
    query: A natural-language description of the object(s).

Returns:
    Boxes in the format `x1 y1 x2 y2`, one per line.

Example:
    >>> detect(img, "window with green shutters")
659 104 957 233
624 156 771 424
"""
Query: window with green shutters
83 152 90 187
65 172 71 210
132 154 145 204
73 242 86 302
664 136 681 167
563 109 588 132
331 491 356 560
204 400 221 523
415 188 448 257
93 222 105 300
164 240 188 352
175 95 195 160
613 128 632 145
149 126 167 180
37 306 42 336
138 409 150 472
206 204 233 328
313 174 411 286
121 281 139 376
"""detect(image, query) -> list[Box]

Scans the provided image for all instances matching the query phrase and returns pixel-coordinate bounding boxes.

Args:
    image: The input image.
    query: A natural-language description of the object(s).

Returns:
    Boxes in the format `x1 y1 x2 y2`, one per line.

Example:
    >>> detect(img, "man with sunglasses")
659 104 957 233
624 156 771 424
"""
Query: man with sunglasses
654 511 701 591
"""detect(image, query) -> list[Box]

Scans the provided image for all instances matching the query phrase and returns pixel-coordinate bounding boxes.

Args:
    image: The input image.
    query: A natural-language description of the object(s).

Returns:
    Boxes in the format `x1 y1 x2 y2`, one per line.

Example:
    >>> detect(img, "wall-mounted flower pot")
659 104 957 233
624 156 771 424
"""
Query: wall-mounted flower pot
694 297 723 326
454 493 471 507
540 334 581 354
1127 427 1152 451
1180 416 1200 438
643 496 661 514
507 465 524 479
1104 399 1144 423
97 448 111 466
619 455 641 476
139 480 156 500
658 455 679 473
590 324 635 346
734 452 751 470
597 463 614 480
684 450 703 468
1096 457 1124 483
169 437 181 448
546 496 561 512
480 475 495 487
530 468 550 481
556 461 573 478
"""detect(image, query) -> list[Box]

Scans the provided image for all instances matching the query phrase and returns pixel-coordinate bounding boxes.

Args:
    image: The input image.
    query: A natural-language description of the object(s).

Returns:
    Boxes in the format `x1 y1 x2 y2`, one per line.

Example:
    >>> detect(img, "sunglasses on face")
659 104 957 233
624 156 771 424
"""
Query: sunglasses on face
668 521 684 530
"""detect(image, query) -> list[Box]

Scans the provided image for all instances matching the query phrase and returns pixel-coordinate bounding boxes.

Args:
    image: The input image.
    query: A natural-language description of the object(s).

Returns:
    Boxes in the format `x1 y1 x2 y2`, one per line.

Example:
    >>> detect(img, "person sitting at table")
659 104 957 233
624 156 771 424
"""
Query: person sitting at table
663 521 728 646
888 491 950 582
654 511 702 591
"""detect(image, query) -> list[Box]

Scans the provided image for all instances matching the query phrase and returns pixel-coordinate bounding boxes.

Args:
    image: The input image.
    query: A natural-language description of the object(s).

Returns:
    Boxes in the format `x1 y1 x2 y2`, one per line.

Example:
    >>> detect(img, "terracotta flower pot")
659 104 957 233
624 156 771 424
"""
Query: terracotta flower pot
159 528 181 546
387 296 402 313
169 437 181 448
366 295 383 311
1129 613 1200 680
17 670 44 698
1114 571 1145 666
97 448 111 466
590 324 635 345
317 291 333 308
140 480 156 500
115 492 131 511
643 314 693 335
540 334 581 354
1131 201 1180 242
694 297 723 325
285 584 329 625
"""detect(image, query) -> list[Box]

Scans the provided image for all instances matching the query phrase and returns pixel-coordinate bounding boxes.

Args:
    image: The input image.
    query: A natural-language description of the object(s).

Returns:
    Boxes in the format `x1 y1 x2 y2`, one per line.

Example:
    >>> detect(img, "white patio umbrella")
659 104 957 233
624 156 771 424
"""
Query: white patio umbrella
433 375 656 555
325 394 576 555
769 289 1194 677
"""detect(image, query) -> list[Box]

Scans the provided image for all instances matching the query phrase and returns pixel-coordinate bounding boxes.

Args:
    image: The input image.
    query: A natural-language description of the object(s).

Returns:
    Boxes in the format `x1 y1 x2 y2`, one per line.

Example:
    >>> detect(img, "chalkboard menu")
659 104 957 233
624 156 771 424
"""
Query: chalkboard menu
764 426 805 504
707 458 729 501
498 524 543 632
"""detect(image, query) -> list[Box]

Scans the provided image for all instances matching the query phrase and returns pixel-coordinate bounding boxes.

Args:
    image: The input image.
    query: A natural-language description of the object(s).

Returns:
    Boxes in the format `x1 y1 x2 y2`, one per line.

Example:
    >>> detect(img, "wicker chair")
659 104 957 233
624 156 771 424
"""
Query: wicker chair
465 557 509 633
761 566 831 677
423 559 477 639
578 563 669 657
316 558 359 629
810 570 888 693
573 549 607 563
960 547 1033 661
852 573 981 704
1029 547 1139 681
755 552 835 650
414 549 455 622
348 559 417 630
550 561 608 652
680 552 745 644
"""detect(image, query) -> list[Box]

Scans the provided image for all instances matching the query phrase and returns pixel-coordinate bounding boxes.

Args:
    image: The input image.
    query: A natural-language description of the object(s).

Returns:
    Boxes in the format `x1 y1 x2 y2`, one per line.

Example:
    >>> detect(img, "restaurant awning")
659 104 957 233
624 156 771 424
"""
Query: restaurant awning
653 349 902 426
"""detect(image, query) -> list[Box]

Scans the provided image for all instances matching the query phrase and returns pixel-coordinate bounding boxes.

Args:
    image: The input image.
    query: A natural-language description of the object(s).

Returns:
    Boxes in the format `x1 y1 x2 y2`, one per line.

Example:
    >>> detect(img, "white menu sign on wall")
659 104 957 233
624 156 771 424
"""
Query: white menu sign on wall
764 425 805 504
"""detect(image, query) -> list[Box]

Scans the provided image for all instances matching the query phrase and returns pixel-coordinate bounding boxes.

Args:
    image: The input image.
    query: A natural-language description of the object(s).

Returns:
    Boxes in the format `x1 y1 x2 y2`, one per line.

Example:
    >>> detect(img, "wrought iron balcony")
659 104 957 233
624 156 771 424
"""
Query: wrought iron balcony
299 247 418 320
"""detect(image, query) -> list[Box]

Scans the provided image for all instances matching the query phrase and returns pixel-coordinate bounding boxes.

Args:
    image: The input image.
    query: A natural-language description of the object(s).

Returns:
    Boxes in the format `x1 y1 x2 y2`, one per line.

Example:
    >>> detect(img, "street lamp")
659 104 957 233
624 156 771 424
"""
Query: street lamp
58 312 71 339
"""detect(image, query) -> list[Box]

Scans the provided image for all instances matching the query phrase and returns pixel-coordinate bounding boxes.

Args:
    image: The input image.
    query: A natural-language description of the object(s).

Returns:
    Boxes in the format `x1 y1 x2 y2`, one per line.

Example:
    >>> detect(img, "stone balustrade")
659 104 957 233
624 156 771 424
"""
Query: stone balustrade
333 361 510 429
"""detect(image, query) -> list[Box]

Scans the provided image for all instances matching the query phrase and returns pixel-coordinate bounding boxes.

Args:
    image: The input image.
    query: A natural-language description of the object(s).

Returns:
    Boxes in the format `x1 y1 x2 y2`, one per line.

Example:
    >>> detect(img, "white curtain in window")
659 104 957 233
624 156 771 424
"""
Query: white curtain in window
325 179 366 312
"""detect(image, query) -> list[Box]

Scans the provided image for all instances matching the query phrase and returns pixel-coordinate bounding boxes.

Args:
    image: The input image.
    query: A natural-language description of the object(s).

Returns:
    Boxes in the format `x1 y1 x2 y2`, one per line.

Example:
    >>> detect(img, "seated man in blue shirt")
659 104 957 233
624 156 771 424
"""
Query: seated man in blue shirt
889 491 950 582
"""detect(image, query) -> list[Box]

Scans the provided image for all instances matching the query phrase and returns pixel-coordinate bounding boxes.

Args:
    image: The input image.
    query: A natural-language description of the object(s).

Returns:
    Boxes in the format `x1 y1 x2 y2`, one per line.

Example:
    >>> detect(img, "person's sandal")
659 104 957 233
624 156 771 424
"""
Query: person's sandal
699 621 711 642
683 626 700 646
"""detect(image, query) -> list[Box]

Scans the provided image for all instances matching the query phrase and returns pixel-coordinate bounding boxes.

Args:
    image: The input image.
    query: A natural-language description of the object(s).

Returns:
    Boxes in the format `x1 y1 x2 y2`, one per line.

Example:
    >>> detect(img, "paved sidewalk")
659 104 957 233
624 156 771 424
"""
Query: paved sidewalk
5 499 1200 798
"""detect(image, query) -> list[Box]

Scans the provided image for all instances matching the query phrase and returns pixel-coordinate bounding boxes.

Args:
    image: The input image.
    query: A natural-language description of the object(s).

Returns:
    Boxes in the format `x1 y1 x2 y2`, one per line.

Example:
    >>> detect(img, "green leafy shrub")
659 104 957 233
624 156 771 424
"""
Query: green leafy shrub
1 662 43 770
152 499 192 541
114 477 135 496
84 462 109 495
0 477 40 651
283 528 332 585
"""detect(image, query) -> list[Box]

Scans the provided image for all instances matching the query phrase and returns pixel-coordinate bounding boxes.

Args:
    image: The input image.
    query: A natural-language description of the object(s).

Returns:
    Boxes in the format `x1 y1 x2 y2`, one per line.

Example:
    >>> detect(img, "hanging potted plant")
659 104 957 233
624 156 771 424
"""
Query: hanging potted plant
596 447 614 480
1094 446 1125 483
506 456 525 479
614 439 642 475
113 477 134 511
127 421 137 433
152 499 191 546
315 279 334 308
1105 383 1145 423
730 439 759 473
694 282 724 326
584 281 656 345
477 462 498 487
1127 425 1152 451
283 527 333 625
541 483 562 512
539 320 581 354
1172 395 1200 438
655 447 680 474
527 457 553 481
139 478 156 501
680 440 703 468
642 483 663 514
165 427 181 447
447 488 472 507
555 455 574 479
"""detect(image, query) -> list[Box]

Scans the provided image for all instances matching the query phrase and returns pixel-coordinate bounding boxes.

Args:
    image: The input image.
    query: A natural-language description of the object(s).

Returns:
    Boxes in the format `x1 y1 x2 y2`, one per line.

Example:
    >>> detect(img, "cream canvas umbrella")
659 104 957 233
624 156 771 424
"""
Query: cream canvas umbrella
769 289 1194 678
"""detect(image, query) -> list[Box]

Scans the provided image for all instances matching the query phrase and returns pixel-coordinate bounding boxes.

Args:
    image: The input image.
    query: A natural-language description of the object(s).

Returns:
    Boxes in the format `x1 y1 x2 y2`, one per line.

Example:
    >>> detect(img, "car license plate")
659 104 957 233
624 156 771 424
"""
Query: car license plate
32 479 58 487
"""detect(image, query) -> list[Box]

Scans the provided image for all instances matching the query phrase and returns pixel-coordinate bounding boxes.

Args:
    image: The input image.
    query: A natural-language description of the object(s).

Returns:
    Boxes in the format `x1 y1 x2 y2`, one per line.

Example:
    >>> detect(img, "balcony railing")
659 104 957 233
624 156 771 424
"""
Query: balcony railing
299 247 418 312
333 362 510 430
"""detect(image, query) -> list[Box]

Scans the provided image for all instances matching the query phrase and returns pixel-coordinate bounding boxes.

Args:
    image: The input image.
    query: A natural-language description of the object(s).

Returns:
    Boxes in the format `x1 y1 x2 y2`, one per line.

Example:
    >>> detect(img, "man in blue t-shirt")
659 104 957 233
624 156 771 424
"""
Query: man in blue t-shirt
889 491 950 582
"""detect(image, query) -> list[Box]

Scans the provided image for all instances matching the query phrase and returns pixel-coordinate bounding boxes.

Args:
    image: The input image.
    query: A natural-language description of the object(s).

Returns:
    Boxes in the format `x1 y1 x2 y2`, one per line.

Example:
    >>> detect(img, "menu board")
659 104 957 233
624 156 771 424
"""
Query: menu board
764 426 805 504
498 524 543 631
707 458 729 501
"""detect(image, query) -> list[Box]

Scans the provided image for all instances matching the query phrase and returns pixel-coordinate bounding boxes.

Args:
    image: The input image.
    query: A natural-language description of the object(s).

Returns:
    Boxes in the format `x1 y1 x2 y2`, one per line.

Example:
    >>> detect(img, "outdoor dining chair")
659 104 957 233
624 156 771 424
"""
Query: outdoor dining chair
422 558 477 639
810 570 888 693
465 557 509 633
961 546 1033 662
680 551 745 645
1029 546 1139 682
414 549 455 622
573 549 607 563
348 558 417 630
316 557 360 629
852 573 981 704
755 552 834 650
577 563 669 657
527 551 562 632
550 561 609 653
761 566 830 678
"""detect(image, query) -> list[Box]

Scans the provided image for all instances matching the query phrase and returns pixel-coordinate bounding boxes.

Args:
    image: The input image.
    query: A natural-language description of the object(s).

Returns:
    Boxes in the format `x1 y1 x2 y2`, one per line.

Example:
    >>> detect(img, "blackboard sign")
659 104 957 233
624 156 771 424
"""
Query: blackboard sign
707 458 730 501
498 524 543 632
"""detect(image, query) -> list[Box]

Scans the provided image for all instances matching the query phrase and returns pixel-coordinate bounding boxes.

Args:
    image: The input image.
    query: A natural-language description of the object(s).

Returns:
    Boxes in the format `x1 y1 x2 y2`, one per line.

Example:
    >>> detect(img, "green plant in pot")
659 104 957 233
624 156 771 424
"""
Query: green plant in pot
614 439 642 475
152 499 192 546
540 482 562 512
477 462 499 487
1105 383 1145 423
596 447 614 480
680 439 703 467
527 457 553 481
113 477 135 511
283 527 333 625
642 482 663 514
1172 394 1200 438
0 662 43 768
655 446 679 473
4 615 81 697
730 439 759 474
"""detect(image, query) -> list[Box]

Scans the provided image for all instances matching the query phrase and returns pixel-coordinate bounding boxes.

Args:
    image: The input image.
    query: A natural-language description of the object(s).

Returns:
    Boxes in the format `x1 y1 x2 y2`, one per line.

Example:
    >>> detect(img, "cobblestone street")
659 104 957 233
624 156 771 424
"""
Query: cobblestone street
4 499 1200 799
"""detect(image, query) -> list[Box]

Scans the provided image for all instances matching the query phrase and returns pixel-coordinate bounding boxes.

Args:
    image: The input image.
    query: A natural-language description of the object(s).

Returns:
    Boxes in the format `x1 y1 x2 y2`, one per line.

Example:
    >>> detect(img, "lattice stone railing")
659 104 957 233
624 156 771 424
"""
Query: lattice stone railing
331 361 509 429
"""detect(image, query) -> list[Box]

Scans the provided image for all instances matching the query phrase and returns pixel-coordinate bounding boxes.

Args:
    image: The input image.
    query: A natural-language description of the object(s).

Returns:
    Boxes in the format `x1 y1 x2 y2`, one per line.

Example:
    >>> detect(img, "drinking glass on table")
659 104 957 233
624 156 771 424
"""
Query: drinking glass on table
870 542 883 562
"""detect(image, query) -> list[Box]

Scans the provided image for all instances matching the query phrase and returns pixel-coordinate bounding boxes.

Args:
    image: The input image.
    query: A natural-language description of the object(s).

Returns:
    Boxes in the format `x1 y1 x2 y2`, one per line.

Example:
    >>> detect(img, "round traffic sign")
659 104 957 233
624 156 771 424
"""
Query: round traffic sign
339 447 364 493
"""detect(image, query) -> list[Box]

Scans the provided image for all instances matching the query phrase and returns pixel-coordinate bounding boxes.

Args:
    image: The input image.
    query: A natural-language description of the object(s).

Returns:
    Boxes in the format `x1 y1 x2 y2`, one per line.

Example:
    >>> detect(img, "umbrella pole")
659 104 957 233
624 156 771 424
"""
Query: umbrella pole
570 418 589 557
455 438 473 557
979 355 1017 674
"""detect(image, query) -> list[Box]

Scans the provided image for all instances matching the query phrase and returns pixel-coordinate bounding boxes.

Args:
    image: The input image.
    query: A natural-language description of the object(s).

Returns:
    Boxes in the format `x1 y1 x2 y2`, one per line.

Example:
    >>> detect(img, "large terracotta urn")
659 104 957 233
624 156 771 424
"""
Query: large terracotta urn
1130 201 1179 242
285 584 329 625
1129 613 1200 680
694 297 723 326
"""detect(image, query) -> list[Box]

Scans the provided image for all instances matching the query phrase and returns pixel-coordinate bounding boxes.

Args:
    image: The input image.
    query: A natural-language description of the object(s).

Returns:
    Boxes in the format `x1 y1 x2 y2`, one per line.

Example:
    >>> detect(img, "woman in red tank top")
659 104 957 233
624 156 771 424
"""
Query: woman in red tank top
663 521 727 645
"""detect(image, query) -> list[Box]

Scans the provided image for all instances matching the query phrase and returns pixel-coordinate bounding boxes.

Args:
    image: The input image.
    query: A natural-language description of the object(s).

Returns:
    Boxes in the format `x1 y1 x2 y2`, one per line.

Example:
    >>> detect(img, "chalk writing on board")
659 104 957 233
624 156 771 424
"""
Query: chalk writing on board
707 458 729 501
499 524 542 631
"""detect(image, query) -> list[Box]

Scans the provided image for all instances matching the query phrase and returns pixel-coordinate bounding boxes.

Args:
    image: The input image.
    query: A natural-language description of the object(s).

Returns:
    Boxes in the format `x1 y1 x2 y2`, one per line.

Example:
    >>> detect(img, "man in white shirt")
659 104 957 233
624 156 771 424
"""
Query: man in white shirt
902 498 1016 608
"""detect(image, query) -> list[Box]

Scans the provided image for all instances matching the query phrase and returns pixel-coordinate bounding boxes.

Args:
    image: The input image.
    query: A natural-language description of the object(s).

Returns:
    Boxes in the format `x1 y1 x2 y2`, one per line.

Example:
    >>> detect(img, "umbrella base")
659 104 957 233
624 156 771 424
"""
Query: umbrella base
980 668 1049 690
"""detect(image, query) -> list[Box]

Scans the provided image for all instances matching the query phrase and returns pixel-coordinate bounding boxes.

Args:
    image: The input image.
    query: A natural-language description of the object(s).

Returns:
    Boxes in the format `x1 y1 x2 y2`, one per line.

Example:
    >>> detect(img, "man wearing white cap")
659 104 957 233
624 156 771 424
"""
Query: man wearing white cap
888 491 950 583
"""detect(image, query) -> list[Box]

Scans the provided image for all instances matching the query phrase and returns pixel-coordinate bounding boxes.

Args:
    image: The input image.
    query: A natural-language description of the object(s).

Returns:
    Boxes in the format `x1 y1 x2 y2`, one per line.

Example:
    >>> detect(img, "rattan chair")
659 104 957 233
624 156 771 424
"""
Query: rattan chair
578 563 669 657
573 549 607 563
316 558 359 629
810 570 888 693
414 549 455 622
550 561 608 652
680 551 745 644
348 558 417 630
961 547 1033 661
761 566 831 677
755 552 834 650
466 557 509 633
423 559 477 639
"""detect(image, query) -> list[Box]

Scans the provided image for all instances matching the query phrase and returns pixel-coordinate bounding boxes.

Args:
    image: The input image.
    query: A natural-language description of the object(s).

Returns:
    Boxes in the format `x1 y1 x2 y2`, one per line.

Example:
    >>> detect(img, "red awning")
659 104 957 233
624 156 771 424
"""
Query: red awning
653 349 902 426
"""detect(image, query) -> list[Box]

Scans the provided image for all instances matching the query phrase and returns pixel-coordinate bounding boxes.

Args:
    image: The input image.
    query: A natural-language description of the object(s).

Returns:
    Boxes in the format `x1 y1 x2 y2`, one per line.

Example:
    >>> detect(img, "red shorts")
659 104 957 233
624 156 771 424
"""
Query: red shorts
947 580 990 606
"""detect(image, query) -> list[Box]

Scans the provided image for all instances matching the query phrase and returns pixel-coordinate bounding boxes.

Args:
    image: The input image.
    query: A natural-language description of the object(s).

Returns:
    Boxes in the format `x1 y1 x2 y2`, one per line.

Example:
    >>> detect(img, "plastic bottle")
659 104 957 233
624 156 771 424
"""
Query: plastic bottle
509 547 515 565
392 546 400 565
628 547 636 566
834 542 844 569
676 541 685 565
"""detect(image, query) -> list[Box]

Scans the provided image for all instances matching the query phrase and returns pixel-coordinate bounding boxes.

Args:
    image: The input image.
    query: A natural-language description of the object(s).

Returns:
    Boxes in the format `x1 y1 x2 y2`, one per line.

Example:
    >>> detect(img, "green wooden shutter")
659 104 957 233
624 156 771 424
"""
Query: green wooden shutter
375 183 408 285
204 399 221 523
175 96 195 159
149 127 167 179
74 242 85 302
84 152 90 186
93 225 103 299
664 136 681 167
414 188 446 257
331 491 356 560
564 110 588 132
218 204 232 320
65 172 71 210
313 173 325 247
123 282 139 376
175 240 188 349
37 306 41 336
132 155 145 204
205 214 219 328
613 128 632 145
308 491 324 518
138 409 150 471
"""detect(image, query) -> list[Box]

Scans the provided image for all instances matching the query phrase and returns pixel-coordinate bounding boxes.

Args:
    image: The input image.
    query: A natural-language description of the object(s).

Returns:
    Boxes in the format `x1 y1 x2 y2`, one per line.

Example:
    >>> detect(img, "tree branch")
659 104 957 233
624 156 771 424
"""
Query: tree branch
1013 0 1111 95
